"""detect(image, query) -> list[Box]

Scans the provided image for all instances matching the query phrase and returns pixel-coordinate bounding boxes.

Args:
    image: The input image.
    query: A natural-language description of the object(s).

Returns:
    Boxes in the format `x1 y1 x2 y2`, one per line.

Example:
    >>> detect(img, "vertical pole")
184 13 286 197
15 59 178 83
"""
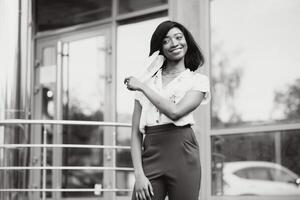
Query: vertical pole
0 0 22 199
53 41 63 200
110 2 118 200
169 0 212 199
275 132 282 165
42 125 47 200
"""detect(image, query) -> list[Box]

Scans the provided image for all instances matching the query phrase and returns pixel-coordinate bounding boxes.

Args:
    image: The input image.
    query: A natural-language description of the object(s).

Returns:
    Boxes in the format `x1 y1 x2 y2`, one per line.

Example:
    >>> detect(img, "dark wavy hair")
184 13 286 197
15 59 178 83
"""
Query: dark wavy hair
149 20 205 71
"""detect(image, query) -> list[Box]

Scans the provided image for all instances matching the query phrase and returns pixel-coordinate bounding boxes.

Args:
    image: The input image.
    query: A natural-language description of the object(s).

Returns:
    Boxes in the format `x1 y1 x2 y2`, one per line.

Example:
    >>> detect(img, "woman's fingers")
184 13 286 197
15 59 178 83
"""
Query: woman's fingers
138 192 143 200
136 187 152 200
134 177 154 200
148 182 154 196
124 77 133 91
124 77 129 84
124 76 137 91
124 76 134 84
136 191 142 200
139 190 146 200
143 188 151 200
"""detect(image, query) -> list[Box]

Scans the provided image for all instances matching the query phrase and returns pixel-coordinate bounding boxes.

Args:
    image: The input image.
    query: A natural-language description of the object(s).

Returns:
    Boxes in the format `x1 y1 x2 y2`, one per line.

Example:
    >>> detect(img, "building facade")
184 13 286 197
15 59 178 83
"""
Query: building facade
1 0 300 200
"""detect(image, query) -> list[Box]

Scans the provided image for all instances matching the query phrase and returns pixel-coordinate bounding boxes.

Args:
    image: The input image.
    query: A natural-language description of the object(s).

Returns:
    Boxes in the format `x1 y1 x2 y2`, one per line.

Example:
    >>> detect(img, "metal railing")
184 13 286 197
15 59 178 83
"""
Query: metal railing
0 119 134 200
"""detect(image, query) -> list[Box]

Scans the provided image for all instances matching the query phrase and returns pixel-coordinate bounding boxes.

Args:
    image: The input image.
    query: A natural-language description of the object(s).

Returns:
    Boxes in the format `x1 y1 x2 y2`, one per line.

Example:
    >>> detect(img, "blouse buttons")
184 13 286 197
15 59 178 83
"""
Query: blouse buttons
170 95 176 103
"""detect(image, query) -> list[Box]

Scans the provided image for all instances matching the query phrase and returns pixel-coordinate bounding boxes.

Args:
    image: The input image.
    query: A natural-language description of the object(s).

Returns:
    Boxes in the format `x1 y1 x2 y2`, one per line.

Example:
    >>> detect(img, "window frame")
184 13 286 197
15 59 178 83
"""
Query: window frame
205 0 300 199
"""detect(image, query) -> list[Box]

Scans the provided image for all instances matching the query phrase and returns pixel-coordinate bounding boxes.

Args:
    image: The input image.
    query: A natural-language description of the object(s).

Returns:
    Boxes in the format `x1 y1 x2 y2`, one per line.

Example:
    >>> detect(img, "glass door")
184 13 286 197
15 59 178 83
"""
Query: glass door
34 27 112 200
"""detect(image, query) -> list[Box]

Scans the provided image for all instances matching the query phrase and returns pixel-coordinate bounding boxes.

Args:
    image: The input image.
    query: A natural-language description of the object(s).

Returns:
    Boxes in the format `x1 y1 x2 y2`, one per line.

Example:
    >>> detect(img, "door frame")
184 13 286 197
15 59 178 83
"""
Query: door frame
32 24 115 200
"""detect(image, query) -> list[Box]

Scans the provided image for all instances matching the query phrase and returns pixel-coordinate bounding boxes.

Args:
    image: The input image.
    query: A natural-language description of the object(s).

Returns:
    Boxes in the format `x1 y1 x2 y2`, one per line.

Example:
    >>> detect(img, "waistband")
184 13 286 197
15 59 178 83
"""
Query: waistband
145 123 191 134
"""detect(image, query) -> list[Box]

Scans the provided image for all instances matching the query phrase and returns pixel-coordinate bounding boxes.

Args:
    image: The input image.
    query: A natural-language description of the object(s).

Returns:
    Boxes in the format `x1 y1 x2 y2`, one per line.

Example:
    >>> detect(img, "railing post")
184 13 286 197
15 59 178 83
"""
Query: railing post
0 125 5 200
0 119 133 199
42 125 47 200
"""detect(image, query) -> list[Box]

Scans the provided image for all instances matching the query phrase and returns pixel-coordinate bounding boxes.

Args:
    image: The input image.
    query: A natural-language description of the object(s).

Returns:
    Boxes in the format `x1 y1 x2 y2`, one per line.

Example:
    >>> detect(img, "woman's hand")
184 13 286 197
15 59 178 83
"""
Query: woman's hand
134 174 154 200
124 76 144 91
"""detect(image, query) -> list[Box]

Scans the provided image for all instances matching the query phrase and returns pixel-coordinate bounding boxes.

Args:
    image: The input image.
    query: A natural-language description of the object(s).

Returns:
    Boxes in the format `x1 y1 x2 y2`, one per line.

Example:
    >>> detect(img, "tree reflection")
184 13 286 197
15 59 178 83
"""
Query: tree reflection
273 79 300 176
273 78 300 121
62 104 104 197
281 130 300 176
211 36 244 128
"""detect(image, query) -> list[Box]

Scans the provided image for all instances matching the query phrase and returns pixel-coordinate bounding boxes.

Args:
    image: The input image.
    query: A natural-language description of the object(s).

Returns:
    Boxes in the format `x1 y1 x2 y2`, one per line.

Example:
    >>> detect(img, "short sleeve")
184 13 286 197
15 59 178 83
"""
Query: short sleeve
134 91 143 105
192 73 211 105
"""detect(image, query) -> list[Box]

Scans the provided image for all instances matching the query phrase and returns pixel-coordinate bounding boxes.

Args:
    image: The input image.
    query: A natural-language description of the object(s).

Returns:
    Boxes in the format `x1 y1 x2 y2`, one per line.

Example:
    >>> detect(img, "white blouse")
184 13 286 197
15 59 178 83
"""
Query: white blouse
135 68 210 134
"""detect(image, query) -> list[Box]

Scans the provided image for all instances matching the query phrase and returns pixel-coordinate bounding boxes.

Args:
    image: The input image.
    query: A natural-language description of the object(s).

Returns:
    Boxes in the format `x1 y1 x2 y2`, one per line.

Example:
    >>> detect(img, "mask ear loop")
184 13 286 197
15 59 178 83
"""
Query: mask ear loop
137 51 165 82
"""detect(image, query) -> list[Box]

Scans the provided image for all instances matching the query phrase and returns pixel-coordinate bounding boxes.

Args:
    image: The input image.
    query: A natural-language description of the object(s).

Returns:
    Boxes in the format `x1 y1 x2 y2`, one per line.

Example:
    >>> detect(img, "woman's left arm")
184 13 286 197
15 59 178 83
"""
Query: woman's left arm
124 76 205 120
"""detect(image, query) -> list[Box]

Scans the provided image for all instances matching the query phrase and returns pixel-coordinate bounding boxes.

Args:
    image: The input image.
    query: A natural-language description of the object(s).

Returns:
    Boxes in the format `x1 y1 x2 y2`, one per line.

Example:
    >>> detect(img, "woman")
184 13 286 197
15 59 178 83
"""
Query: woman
124 20 210 200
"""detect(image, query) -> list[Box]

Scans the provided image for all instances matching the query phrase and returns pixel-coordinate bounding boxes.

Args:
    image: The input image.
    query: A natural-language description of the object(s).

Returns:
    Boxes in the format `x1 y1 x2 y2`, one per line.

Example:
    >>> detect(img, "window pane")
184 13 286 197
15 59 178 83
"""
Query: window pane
245 167 272 181
116 17 168 197
211 130 300 196
270 168 295 183
40 46 56 197
118 0 168 14
36 0 112 31
61 36 107 197
210 0 300 128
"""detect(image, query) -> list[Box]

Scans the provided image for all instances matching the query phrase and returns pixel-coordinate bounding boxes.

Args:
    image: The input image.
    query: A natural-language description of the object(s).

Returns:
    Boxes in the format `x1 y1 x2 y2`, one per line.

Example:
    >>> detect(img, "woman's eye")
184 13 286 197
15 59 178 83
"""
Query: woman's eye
163 39 170 45
176 36 182 40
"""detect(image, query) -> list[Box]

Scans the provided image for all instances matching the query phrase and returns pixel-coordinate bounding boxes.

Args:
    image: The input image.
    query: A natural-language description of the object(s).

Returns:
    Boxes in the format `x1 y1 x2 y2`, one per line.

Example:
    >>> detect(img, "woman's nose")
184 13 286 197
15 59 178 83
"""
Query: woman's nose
170 38 179 47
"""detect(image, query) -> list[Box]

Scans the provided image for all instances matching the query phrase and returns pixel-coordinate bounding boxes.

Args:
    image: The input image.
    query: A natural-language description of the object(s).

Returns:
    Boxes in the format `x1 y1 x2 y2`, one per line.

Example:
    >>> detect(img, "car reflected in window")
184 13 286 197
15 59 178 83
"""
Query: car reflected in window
222 161 300 195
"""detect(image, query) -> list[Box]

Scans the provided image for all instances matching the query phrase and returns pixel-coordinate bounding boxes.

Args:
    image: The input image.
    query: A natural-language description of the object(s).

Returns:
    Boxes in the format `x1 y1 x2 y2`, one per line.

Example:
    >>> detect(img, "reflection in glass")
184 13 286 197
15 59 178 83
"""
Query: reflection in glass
210 0 300 128
40 46 56 197
211 130 300 196
116 17 168 196
62 36 106 197
42 86 54 198
36 0 112 31
118 0 168 14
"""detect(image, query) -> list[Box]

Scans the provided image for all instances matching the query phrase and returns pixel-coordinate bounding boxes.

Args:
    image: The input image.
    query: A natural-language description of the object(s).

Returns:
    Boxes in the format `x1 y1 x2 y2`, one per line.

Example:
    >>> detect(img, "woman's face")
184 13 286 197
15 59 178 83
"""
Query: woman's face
162 27 188 62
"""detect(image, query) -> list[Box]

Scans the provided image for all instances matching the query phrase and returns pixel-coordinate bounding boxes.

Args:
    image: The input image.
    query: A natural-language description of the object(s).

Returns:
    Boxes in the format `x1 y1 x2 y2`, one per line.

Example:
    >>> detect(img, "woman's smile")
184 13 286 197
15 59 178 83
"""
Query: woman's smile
162 27 187 61
169 47 183 53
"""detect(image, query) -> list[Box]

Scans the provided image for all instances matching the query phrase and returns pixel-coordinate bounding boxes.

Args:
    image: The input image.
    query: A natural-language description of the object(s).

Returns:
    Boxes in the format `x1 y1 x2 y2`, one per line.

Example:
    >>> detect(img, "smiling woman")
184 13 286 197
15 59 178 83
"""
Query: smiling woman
124 20 210 200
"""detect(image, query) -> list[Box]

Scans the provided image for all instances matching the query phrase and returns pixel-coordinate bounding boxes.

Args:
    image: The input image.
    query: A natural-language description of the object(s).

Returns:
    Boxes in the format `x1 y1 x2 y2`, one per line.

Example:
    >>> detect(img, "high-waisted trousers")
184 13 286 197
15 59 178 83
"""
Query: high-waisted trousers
132 123 201 200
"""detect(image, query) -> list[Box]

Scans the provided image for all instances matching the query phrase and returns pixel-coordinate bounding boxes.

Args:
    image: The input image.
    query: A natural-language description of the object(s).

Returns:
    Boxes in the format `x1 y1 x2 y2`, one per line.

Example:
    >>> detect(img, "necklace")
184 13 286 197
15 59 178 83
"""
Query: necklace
162 69 185 77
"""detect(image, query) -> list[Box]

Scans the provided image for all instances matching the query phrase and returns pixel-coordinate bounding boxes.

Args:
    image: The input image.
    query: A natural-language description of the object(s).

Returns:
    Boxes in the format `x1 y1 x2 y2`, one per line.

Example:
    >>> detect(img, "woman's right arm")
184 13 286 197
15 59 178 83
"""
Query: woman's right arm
131 100 144 177
131 100 154 200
